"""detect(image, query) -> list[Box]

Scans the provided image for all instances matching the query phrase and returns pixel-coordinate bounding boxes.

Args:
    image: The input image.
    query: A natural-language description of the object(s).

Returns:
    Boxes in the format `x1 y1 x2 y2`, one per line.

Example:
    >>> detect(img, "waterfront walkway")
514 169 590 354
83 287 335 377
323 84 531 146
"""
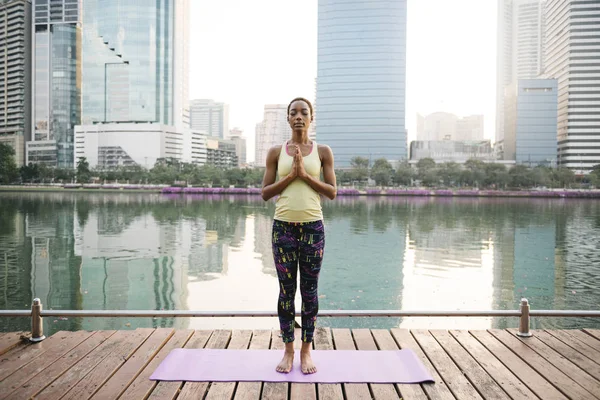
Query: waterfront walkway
0 327 599 399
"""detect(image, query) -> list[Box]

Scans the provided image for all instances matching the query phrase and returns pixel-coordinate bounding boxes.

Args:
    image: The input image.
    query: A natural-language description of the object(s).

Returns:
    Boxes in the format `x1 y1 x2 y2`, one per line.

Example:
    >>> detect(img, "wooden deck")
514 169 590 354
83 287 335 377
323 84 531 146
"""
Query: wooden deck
0 328 599 399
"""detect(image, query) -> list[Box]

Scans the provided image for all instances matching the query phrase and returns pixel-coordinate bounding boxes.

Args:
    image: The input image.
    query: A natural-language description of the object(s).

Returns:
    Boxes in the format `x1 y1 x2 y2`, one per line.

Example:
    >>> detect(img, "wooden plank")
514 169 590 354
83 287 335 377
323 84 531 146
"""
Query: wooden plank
532 330 600 379
234 330 272 400
352 329 399 400
119 329 194 400
582 329 600 350
429 330 510 400
390 328 455 400
449 330 540 400
177 330 232 400
313 327 343 400
205 330 252 400
487 329 596 400
332 328 372 400
470 330 566 400
546 330 600 363
583 329 600 338
148 330 213 400
0 330 90 382
291 327 316 400
504 329 600 396
411 330 482 400
261 329 289 400
60 328 155 400
0 332 26 356
91 328 174 399
372 329 428 400
35 330 133 399
5 330 116 400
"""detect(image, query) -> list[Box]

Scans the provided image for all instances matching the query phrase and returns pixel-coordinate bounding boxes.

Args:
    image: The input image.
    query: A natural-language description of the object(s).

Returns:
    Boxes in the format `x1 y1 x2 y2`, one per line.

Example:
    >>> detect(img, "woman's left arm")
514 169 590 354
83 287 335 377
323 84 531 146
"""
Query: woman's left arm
299 145 337 200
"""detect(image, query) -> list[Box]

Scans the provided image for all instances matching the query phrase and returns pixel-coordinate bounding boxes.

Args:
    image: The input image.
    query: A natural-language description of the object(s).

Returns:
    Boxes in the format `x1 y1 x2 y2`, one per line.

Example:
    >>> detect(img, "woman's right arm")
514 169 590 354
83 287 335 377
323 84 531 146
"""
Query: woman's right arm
261 145 295 201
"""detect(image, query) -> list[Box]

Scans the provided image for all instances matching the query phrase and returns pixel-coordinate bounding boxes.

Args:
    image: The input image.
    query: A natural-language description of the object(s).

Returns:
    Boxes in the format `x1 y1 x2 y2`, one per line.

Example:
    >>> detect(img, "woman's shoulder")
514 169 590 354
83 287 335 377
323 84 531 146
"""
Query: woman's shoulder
317 143 333 156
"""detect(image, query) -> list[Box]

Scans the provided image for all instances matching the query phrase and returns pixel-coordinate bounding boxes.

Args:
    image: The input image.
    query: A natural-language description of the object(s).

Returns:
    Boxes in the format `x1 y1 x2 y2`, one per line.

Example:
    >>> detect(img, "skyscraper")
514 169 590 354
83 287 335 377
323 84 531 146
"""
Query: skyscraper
80 0 189 127
545 0 600 172
496 0 546 160
0 0 31 167
316 0 407 167
28 0 81 168
189 99 229 139
254 104 287 167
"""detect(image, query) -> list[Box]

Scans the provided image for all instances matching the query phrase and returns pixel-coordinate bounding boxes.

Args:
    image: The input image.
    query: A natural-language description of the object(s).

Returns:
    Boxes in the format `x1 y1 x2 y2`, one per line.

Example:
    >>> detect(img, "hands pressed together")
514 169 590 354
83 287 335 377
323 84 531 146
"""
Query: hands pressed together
288 145 308 180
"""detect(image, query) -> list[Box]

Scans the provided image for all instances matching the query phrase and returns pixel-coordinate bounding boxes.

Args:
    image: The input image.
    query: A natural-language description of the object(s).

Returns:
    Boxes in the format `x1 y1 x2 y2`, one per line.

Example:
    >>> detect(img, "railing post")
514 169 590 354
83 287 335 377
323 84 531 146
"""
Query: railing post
517 298 533 337
30 298 46 342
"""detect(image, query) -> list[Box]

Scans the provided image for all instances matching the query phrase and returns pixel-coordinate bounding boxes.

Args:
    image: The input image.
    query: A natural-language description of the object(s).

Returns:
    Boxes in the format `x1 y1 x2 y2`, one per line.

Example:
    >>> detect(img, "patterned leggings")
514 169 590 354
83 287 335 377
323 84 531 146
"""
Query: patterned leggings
272 219 325 343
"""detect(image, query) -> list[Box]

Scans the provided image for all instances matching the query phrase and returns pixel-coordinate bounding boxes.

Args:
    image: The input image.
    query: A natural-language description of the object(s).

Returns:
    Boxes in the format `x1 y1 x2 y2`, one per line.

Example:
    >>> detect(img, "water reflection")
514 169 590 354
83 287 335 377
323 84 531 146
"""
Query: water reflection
0 192 599 334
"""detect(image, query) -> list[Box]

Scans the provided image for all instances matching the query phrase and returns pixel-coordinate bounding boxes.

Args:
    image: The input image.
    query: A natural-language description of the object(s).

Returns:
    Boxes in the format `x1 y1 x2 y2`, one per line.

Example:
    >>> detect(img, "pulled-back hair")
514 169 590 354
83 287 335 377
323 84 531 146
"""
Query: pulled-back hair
287 97 314 119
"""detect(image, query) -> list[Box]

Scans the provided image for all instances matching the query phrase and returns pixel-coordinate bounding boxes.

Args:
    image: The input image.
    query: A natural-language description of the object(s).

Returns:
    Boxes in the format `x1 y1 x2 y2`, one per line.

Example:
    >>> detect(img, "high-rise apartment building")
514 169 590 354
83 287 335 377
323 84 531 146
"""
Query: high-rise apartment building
189 99 229 139
416 112 483 142
496 0 546 160
545 0 600 172
0 0 31 167
80 0 189 127
255 104 287 167
316 0 408 167
28 0 81 168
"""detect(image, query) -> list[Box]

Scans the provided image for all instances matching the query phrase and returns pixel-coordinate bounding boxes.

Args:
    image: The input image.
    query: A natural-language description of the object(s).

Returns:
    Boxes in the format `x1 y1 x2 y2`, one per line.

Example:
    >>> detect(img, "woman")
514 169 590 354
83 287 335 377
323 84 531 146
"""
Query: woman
261 97 336 374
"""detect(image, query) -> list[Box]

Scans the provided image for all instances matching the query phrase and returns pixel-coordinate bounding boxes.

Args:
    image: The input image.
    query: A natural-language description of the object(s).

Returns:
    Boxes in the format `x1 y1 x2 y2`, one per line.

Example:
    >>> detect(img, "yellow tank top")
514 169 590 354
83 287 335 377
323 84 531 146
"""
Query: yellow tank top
273 141 323 223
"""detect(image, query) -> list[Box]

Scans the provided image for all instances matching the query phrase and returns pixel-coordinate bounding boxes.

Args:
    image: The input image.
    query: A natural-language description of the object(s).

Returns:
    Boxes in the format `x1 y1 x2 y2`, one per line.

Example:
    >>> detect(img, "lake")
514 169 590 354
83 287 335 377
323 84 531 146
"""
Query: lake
1 192 599 335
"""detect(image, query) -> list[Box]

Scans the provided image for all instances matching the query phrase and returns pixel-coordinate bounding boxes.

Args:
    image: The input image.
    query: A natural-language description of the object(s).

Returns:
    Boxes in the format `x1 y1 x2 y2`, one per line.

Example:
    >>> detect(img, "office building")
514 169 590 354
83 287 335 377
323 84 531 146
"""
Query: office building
0 0 31 166
254 104 287 167
206 136 238 169
316 0 408 167
190 99 229 139
410 140 495 163
80 0 189 127
496 0 546 160
417 112 484 142
74 123 187 169
29 0 81 168
545 0 600 172
508 79 558 166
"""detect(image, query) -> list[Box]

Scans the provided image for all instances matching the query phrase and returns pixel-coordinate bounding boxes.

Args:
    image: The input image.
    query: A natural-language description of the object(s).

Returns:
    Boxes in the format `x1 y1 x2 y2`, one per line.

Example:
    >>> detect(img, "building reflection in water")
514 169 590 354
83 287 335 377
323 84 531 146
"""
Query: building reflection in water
1 192 600 333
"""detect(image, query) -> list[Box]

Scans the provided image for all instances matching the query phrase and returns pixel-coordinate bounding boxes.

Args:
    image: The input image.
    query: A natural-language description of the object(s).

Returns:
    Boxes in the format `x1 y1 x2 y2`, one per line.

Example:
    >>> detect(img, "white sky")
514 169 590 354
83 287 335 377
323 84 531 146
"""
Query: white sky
189 0 497 163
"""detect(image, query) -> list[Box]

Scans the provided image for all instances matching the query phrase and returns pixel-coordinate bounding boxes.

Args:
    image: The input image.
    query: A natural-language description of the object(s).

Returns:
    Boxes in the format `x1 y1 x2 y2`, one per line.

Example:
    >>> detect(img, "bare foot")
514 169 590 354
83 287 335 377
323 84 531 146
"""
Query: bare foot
301 350 317 374
276 351 294 373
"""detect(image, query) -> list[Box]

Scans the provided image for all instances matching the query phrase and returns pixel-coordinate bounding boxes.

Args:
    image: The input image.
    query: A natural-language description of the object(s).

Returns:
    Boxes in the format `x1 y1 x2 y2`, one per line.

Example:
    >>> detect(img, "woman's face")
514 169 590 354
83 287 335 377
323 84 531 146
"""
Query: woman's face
288 100 312 132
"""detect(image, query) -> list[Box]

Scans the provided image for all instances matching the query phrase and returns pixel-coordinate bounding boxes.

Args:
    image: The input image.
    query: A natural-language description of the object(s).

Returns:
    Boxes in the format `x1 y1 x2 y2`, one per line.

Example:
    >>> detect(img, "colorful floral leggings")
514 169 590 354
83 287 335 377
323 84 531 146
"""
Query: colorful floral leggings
272 219 325 343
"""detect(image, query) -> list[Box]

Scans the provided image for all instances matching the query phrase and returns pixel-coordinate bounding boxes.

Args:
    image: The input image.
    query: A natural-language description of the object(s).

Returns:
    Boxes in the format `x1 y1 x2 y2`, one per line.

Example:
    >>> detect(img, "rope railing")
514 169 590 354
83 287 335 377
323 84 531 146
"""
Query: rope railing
1 298 599 342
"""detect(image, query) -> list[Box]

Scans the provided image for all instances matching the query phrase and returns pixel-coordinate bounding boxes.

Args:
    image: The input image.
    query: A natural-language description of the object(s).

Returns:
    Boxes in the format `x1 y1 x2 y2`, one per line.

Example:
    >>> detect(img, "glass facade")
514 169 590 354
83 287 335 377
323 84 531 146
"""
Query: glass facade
515 79 557 166
316 0 407 167
33 0 81 168
81 0 175 125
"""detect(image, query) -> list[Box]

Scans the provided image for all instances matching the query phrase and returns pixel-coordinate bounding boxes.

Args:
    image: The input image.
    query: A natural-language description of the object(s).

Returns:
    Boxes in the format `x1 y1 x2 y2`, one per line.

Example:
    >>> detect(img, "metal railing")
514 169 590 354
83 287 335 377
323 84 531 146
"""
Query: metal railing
1 298 599 343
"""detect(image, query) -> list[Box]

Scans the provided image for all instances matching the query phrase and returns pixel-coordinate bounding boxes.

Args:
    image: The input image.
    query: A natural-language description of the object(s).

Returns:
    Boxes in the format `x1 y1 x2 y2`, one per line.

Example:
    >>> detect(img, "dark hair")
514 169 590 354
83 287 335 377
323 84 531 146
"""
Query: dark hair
287 97 314 119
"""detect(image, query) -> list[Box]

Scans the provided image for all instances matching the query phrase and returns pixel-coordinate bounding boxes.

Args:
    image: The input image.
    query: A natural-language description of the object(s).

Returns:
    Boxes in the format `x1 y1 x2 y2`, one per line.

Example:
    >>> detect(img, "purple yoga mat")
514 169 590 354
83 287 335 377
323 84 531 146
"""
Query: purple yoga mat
149 349 435 384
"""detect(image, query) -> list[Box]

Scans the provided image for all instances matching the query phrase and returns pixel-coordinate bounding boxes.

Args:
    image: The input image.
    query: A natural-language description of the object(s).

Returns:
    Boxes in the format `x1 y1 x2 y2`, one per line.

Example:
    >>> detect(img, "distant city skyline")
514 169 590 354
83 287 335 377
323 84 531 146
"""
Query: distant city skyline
189 0 497 164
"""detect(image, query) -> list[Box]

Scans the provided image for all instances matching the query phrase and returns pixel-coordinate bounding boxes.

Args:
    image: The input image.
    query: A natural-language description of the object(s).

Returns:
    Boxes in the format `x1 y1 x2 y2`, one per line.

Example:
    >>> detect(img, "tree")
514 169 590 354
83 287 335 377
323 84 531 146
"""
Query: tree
416 158 436 184
484 163 508 189
438 162 461 186
530 166 552 188
589 164 600 188
393 162 414 186
20 163 40 183
509 164 533 188
76 157 91 183
370 158 393 186
349 156 369 182
0 143 19 184
553 167 575 188
464 158 486 188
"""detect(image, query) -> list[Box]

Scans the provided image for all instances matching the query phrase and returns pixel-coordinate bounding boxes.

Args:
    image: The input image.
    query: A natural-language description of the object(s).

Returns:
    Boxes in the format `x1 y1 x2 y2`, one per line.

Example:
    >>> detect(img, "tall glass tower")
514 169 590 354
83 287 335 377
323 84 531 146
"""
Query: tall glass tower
81 0 189 126
30 0 81 168
316 0 407 167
